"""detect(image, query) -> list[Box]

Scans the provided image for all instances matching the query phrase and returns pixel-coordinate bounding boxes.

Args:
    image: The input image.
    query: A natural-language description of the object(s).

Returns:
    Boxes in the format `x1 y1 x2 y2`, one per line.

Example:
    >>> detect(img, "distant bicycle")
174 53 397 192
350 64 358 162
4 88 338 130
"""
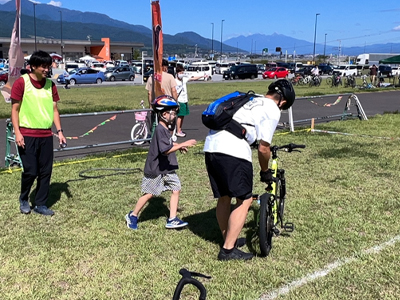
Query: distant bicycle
131 100 149 145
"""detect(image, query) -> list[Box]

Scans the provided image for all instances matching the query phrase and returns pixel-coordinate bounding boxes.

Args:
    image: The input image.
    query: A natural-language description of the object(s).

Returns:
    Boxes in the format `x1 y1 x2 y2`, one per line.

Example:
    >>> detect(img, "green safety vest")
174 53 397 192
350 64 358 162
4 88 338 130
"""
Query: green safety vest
19 74 54 129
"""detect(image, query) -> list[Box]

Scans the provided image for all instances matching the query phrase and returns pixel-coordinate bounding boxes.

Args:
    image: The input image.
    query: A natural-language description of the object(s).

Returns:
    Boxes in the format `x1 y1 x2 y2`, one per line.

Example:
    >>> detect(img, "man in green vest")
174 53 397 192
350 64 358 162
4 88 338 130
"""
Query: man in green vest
11 50 66 216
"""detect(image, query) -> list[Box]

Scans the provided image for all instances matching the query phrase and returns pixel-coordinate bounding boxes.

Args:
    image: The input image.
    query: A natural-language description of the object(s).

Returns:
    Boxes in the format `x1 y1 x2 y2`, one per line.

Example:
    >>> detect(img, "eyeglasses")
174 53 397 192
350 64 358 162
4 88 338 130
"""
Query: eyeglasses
167 110 177 115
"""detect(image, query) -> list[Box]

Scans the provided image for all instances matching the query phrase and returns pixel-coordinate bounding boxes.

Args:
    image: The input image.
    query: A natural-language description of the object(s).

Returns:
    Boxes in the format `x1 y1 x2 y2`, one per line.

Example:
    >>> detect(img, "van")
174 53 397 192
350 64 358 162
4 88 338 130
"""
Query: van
333 65 358 77
66 63 86 72
223 64 258 80
215 62 231 74
184 63 212 80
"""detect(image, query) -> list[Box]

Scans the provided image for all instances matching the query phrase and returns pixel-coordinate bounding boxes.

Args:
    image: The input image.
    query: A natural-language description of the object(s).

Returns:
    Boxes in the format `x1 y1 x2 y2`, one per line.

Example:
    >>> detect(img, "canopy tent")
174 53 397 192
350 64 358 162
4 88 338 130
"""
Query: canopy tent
379 55 400 64
79 55 97 61
50 53 62 60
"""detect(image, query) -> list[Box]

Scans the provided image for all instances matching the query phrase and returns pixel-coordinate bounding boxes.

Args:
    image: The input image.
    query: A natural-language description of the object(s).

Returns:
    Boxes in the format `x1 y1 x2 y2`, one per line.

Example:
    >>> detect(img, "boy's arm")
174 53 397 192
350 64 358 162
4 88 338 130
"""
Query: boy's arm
164 139 196 155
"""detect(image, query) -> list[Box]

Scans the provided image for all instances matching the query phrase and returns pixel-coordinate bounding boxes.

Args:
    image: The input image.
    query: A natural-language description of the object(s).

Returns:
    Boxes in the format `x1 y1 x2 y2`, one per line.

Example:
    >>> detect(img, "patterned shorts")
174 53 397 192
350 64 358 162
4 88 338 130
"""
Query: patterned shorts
141 173 181 196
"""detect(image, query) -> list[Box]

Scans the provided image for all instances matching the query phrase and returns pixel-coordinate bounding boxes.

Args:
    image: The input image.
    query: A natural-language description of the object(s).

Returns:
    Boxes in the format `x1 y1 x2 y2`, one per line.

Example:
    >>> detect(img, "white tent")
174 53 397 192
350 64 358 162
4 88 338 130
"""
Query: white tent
79 55 97 61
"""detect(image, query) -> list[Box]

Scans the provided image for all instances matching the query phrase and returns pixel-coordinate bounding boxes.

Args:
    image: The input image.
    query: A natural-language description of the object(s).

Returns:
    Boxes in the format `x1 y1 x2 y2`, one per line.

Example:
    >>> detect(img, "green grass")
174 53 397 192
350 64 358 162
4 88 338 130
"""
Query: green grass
1 114 400 299
0 78 397 118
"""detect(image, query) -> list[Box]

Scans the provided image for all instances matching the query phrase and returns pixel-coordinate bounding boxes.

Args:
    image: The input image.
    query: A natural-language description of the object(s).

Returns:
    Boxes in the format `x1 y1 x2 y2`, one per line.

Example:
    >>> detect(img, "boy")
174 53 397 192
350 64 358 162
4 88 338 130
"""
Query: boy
125 95 196 230
11 50 66 216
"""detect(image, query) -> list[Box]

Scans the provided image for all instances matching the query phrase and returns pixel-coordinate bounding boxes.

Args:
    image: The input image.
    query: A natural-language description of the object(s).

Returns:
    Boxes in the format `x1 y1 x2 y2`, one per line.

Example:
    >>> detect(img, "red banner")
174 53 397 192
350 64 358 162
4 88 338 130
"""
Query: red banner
151 0 163 99
2 0 24 103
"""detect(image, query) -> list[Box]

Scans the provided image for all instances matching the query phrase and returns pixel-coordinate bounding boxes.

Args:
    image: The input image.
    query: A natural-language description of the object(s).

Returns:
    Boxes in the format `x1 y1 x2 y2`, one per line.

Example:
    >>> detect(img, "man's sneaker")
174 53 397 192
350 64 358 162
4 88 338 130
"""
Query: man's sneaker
165 217 188 229
33 206 54 216
175 131 186 137
218 247 254 261
19 200 31 214
125 212 138 230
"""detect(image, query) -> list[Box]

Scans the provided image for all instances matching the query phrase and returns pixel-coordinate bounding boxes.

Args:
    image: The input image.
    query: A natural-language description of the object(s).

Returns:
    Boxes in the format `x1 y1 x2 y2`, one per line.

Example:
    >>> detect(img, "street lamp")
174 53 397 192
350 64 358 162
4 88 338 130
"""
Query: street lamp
59 10 63 62
313 13 320 64
220 19 224 61
33 2 37 51
324 33 327 61
211 23 214 60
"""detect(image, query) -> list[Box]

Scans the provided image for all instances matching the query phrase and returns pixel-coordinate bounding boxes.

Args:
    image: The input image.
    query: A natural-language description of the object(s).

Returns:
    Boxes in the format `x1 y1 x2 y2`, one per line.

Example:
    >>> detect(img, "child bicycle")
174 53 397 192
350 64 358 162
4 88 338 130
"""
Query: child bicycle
131 100 150 145
253 143 305 257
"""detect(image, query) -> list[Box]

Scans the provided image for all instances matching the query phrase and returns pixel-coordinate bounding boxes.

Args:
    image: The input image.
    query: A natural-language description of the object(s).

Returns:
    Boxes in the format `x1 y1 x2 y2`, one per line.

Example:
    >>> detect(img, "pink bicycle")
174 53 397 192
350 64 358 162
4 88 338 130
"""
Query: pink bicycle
131 100 149 145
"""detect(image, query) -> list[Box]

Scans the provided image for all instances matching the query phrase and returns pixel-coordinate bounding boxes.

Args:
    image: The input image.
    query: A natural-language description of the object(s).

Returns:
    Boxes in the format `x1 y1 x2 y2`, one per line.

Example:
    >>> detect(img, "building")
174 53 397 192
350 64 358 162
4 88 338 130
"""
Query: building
0 36 144 62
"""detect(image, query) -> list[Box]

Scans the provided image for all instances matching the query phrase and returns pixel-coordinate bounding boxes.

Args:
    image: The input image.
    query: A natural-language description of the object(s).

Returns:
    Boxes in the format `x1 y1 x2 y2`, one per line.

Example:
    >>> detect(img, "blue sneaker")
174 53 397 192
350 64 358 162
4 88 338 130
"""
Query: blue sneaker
125 211 138 230
165 217 188 229
33 205 54 216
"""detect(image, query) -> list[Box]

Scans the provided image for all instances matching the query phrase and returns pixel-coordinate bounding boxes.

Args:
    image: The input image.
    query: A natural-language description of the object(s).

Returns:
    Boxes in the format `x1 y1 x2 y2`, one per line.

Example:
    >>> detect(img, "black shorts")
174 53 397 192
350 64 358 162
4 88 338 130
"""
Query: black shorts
205 152 253 200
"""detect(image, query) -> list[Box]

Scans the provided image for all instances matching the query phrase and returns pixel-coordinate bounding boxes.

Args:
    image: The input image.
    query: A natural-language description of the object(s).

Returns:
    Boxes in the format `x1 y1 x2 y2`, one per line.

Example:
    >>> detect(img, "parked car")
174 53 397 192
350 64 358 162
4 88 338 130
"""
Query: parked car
57 67 105 85
391 66 400 76
295 65 314 76
223 64 258 80
104 66 135 81
256 64 266 74
262 67 289 79
91 63 107 72
143 66 175 82
65 62 86 72
319 65 334 75
0 71 8 87
378 65 393 77
333 65 358 77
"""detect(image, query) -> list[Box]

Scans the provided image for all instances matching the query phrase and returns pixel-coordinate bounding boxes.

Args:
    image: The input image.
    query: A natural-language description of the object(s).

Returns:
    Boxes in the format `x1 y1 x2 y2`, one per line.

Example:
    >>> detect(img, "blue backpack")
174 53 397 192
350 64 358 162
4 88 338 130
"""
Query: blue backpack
202 90 260 139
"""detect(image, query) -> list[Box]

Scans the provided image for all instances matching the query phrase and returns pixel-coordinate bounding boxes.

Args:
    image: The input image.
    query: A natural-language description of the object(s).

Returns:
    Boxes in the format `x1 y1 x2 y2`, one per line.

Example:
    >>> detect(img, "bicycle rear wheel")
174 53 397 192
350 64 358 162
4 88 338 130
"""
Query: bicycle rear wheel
131 123 148 145
259 193 273 257
326 77 332 86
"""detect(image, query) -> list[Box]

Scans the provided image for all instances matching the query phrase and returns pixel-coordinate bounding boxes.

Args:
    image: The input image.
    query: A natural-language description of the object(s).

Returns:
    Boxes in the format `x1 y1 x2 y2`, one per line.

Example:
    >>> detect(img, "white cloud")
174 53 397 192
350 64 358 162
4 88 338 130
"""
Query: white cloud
0 0 11 3
393 25 400 31
48 1 61 7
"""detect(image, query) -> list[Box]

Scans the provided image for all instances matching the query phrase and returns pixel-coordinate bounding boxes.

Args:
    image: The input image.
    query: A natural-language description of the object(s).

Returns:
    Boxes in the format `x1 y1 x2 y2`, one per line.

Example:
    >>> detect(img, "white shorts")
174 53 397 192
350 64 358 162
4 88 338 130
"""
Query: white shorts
141 173 181 196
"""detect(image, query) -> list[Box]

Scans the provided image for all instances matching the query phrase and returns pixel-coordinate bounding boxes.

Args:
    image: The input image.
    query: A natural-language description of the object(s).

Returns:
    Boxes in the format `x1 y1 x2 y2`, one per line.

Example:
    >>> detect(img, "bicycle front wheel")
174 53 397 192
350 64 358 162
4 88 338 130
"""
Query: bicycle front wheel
131 123 148 145
259 193 273 257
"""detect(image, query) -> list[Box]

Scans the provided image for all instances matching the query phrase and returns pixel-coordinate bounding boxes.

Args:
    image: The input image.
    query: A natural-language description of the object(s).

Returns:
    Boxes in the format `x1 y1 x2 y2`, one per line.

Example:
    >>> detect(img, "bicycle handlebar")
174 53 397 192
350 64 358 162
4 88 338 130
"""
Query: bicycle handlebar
172 269 211 300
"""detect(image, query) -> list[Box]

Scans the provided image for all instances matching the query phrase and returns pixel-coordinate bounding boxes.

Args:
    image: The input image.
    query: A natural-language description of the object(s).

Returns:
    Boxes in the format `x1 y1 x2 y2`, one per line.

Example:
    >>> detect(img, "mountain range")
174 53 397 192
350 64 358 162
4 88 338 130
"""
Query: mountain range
1 0 400 57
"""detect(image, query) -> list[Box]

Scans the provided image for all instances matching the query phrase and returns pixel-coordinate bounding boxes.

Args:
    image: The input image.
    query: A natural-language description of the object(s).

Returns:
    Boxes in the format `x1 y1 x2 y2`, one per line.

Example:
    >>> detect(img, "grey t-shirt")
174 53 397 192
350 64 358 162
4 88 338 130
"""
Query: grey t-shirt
143 123 178 176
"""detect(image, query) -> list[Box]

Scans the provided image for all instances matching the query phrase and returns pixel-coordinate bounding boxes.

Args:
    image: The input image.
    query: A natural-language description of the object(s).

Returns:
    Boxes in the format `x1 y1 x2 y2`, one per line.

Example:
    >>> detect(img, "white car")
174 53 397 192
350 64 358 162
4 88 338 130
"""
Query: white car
333 65 358 77
91 63 107 72
391 66 400 76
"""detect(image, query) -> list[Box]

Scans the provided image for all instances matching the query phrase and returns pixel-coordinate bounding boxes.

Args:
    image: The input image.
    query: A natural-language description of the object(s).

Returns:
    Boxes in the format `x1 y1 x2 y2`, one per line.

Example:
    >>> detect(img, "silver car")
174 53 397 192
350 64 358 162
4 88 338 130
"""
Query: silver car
104 66 135 81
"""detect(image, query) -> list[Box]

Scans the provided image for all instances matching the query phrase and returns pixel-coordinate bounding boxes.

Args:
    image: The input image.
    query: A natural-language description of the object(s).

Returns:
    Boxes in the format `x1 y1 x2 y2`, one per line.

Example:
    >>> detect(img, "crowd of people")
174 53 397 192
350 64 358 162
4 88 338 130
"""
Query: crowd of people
10 50 296 261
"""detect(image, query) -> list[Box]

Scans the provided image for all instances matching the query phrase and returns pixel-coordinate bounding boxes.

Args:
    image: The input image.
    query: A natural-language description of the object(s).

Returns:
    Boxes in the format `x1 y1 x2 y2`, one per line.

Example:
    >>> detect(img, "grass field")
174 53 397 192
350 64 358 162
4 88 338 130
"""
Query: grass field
1 112 400 299
0 77 396 119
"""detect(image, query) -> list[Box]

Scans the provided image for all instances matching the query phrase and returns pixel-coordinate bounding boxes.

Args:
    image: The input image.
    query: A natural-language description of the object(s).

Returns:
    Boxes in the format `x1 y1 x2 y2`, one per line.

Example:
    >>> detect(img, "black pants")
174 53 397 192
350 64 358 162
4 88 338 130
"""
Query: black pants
18 136 53 207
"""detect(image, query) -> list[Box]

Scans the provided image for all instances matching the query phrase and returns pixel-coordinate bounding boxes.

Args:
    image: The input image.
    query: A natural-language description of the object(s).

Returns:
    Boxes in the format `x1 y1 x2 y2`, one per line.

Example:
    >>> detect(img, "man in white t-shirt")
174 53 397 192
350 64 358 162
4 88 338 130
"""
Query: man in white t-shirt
203 79 296 261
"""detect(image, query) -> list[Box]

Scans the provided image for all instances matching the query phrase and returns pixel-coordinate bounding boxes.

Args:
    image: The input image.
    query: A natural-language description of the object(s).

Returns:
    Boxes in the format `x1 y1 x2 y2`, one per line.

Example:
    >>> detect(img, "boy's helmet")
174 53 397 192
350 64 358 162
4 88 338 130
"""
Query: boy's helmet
152 95 179 112
268 79 296 110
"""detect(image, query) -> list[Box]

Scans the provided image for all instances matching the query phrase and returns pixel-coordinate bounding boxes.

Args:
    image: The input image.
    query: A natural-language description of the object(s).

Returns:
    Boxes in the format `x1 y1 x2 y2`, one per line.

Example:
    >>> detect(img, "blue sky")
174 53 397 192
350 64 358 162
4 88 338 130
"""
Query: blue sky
2 0 400 48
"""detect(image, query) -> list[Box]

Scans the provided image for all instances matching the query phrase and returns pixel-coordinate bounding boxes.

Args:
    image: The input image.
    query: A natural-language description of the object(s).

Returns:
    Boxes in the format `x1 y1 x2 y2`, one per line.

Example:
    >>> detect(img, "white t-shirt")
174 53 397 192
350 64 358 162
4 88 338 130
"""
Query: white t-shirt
175 77 189 103
203 96 281 162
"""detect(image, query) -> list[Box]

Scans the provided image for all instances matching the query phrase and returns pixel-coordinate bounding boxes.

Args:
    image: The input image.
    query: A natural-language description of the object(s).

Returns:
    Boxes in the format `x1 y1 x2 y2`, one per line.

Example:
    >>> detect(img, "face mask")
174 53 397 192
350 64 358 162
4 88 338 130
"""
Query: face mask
177 73 185 79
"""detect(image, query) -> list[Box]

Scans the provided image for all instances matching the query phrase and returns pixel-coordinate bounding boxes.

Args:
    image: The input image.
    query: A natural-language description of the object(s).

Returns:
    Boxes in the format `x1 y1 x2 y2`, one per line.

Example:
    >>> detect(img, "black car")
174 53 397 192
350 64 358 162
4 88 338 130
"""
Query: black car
378 65 392 77
143 66 175 82
223 64 258 80
295 65 314 76
319 65 334 75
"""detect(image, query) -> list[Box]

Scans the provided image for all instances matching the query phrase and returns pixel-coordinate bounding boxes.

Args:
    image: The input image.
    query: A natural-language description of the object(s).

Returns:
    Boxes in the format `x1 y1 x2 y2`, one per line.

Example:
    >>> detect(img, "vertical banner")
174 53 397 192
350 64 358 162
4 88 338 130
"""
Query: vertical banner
151 0 163 99
2 0 24 103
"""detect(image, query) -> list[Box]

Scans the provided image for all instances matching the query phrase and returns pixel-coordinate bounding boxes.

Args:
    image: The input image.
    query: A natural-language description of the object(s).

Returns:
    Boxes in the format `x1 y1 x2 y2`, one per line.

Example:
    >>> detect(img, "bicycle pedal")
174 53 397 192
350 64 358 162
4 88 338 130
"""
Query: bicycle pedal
283 222 294 232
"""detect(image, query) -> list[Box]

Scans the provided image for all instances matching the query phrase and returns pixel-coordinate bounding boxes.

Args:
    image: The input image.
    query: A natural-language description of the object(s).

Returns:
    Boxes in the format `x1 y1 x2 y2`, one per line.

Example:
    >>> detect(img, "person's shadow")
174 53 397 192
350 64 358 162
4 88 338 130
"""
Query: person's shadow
137 196 170 222
30 182 72 208
184 207 223 246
